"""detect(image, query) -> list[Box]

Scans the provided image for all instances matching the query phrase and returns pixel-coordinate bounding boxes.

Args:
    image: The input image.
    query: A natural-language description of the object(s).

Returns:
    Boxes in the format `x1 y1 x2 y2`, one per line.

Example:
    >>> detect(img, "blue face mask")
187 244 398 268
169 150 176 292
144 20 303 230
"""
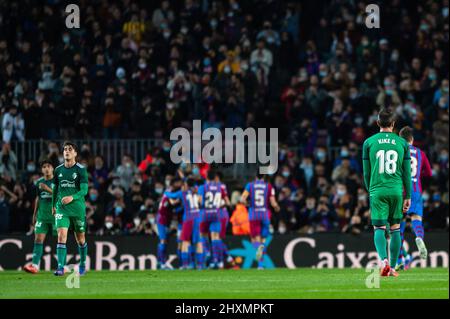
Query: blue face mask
340 150 349 157
385 89 393 96
192 167 200 175
282 171 290 178
90 193 98 201
63 35 70 44
163 146 171 152
433 194 441 202
115 206 123 215
155 188 163 194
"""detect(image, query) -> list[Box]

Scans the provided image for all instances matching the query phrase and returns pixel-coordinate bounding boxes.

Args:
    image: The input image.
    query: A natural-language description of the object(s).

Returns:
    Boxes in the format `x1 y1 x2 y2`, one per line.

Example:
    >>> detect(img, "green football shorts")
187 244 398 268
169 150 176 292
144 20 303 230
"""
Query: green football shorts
55 213 86 233
370 193 404 226
35 219 56 235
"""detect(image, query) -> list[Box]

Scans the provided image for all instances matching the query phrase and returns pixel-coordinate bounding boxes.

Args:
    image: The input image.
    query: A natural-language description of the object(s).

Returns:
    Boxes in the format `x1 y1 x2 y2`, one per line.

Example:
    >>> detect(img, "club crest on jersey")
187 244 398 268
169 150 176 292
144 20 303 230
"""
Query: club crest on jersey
59 173 63 177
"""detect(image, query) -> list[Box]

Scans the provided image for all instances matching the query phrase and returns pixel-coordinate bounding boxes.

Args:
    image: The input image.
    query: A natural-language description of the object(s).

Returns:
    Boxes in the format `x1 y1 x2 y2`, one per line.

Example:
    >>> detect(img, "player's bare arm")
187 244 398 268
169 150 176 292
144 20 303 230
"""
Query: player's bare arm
240 190 249 204
270 196 280 213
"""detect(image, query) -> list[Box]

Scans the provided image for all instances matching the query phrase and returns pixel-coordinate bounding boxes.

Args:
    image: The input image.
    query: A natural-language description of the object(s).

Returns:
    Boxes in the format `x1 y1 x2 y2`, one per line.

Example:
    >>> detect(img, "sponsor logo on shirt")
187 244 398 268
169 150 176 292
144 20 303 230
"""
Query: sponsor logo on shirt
60 180 76 188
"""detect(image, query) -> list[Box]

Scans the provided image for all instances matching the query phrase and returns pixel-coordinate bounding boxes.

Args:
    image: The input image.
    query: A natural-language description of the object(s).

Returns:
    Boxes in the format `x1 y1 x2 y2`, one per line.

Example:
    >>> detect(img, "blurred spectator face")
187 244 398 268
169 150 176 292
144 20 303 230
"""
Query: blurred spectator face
257 40 265 50
315 164 325 176
131 182 141 193
154 182 164 195
281 166 291 178
340 146 349 157
412 58 421 71
333 98 343 112
336 183 347 197
89 188 99 202
357 188 367 203
441 79 449 93
306 197 316 209
341 158 350 168
94 156 104 169
439 149 449 163
348 143 358 156
274 175 285 188
310 75 319 87
122 155 132 167
48 142 59 154
315 147 327 162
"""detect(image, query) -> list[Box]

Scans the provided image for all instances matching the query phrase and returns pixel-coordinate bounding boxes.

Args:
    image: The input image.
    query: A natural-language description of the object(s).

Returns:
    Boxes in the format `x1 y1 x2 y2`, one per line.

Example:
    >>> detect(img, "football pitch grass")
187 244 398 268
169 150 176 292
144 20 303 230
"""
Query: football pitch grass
0 268 448 299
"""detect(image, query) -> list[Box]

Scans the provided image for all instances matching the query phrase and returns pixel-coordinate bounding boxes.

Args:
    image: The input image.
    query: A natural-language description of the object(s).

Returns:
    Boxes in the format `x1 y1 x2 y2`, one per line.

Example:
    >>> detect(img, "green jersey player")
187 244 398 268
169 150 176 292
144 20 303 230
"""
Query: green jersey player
52 142 89 276
23 160 55 274
362 108 411 277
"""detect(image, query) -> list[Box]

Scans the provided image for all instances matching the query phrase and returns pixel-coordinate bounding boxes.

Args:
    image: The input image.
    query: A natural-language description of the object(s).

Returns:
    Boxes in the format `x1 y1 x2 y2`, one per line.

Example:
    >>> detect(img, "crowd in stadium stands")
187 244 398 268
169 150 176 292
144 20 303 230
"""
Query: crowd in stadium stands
0 0 448 235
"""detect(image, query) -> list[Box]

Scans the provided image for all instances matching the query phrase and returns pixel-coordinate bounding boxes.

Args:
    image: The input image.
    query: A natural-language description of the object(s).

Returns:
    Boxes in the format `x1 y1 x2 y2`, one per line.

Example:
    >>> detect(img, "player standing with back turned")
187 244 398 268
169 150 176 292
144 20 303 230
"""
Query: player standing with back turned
52 142 89 276
362 108 411 277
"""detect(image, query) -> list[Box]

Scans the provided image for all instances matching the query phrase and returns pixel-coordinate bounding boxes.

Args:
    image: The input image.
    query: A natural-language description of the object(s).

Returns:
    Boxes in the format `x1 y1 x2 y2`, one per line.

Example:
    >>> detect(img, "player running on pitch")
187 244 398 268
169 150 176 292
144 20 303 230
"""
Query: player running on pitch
23 160 55 274
396 126 432 270
52 142 89 276
240 172 280 270
362 108 411 277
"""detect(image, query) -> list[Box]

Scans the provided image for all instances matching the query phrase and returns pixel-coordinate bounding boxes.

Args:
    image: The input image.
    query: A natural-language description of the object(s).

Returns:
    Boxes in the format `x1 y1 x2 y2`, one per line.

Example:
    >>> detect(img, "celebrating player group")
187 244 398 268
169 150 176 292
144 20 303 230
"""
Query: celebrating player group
23 108 431 275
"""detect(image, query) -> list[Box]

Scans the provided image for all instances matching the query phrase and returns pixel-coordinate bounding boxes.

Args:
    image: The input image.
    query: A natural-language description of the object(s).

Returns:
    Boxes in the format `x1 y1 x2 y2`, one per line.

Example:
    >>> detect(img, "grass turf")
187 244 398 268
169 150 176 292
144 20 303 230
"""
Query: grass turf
0 268 448 299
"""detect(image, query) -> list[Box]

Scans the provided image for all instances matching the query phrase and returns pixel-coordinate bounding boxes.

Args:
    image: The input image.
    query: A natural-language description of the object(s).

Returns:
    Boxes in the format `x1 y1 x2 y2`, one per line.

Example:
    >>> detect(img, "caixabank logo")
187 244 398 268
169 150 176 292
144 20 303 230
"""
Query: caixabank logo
228 235 275 269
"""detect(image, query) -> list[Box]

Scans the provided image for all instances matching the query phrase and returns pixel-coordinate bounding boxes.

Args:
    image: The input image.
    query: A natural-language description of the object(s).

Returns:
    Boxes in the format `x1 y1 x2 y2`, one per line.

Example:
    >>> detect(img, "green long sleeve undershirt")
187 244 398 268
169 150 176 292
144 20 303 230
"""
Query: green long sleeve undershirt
52 183 88 207
362 159 371 192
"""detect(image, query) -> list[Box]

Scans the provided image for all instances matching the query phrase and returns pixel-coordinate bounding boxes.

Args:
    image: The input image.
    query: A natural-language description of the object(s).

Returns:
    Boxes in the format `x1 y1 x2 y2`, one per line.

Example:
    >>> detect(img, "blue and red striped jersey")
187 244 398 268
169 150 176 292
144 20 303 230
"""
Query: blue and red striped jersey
164 189 200 221
245 180 275 220
409 145 432 194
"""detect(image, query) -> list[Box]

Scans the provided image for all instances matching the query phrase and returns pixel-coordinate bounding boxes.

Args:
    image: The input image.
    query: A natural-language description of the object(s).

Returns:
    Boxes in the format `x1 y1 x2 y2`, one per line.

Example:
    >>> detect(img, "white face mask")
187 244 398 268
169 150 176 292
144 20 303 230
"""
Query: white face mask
337 189 346 196
133 218 140 226
105 222 113 229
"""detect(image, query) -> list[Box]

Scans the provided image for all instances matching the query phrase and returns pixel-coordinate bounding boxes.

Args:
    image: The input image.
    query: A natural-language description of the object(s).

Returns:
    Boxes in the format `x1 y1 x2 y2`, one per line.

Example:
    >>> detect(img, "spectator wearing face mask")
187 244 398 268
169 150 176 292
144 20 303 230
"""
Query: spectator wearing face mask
114 154 139 191
311 195 338 232
331 183 353 228
343 188 370 234
0 143 18 181
2 105 25 143
333 145 361 172
218 51 241 74
295 196 316 233
20 160 37 184
376 76 402 108
92 155 109 190
86 187 104 233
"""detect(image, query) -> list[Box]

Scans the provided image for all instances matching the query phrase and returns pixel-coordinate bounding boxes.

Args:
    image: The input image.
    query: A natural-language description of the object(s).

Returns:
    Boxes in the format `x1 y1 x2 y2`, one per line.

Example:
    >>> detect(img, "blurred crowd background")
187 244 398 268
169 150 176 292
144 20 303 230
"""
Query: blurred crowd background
0 0 448 235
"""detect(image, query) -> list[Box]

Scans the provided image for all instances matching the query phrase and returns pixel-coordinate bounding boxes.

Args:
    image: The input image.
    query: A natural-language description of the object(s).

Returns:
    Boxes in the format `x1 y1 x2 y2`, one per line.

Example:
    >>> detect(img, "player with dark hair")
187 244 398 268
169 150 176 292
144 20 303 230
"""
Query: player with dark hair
240 172 280 269
164 177 203 269
156 177 182 270
23 160 55 274
362 108 411 277
397 126 432 270
52 141 89 276
215 171 235 268
197 170 229 269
